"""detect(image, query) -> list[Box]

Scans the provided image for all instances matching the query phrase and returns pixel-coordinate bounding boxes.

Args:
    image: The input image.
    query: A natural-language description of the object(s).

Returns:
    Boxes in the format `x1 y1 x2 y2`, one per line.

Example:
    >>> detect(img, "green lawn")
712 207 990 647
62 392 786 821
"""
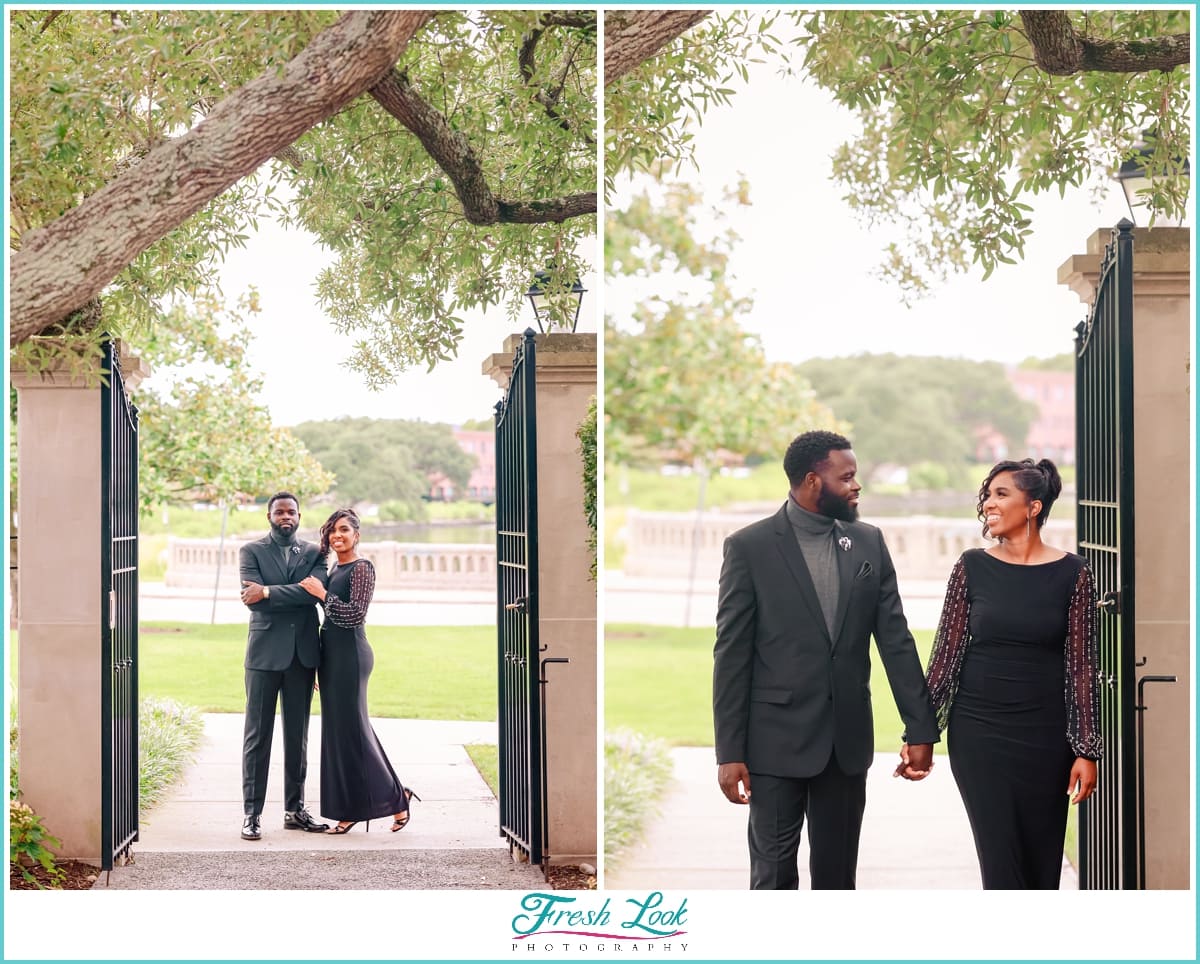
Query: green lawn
605 623 937 753
111 623 495 719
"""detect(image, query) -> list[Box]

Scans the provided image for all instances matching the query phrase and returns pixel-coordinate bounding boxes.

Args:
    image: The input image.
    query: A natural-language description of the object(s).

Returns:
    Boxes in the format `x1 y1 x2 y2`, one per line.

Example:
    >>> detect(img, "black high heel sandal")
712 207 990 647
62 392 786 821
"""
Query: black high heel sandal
391 789 421 832
327 819 370 834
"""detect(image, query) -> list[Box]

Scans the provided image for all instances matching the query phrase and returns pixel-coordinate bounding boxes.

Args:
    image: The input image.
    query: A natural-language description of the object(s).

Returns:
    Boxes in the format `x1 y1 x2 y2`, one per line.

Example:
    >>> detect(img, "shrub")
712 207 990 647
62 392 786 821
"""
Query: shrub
577 396 597 580
9 708 18 801
379 499 428 523
604 729 674 869
139 697 205 812
9 800 65 888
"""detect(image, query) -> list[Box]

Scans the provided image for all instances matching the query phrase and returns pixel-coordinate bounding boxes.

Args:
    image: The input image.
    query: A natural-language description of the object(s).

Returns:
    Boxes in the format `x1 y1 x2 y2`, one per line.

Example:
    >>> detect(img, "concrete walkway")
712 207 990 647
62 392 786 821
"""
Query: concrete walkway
96 713 544 890
605 747 1078 890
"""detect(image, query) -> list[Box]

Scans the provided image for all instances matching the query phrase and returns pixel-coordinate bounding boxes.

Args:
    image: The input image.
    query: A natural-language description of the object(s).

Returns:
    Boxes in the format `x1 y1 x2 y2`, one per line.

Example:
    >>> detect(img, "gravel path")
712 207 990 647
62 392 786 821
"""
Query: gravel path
92 848 545 890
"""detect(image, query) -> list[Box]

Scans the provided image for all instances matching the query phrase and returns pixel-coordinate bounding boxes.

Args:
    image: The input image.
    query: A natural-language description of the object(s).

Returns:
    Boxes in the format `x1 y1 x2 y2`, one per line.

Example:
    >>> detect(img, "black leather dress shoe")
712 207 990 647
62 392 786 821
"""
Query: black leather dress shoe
241 815 262 841
283 809 330 833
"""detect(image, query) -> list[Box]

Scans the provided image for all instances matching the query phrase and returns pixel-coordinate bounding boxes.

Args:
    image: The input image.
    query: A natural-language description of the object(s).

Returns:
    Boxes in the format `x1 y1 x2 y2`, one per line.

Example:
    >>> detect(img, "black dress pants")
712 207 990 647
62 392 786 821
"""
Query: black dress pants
242 652 316 815
747 753 867 890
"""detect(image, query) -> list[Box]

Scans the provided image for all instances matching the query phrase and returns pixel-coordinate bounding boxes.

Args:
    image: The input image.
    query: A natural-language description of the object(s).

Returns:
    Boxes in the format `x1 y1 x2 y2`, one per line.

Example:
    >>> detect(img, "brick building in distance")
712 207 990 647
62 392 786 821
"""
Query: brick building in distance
975 367 1074 464
427 428 496 502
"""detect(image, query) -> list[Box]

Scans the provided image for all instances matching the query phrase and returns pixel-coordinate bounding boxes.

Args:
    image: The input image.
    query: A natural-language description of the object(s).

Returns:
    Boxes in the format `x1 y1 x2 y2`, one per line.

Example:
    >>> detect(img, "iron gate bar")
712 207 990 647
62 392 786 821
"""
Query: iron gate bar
495 329 544 865
1074 221 1136 889
100 337 140 871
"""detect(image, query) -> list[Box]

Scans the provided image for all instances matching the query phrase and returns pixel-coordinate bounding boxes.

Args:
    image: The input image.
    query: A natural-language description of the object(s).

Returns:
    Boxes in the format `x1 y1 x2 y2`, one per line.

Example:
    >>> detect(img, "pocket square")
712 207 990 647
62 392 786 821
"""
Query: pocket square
855 561 873 579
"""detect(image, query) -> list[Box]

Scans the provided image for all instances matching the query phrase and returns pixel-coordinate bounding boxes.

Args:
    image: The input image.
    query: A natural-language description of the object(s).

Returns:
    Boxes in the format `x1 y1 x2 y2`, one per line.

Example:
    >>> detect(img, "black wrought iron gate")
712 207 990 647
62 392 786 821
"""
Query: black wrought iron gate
495 330 545 864
101 338 139 870
1074 221 1136 889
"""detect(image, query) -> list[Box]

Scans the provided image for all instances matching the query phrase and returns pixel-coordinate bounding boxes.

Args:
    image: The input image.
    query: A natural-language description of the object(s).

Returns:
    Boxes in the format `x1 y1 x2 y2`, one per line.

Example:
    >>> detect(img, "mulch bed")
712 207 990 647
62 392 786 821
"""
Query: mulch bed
10 859 102 891
545 864 597 890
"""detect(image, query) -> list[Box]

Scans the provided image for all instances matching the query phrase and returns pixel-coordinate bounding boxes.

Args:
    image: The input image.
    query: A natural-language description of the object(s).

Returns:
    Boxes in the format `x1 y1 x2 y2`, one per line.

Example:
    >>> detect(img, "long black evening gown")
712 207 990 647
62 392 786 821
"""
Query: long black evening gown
317 559 409 823
925 548 1102 889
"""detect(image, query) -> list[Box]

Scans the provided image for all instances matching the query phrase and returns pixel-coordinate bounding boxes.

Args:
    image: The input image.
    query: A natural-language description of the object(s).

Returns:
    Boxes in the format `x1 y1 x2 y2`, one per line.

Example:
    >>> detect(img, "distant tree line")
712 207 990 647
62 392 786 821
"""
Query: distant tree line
794 354 1042 479
290 417 476 512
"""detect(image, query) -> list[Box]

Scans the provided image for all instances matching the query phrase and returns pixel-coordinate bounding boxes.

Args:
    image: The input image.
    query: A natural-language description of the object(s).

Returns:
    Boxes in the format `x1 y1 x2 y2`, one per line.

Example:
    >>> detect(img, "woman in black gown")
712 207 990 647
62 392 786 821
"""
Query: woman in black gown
300 508 418 834
906 458 1102 888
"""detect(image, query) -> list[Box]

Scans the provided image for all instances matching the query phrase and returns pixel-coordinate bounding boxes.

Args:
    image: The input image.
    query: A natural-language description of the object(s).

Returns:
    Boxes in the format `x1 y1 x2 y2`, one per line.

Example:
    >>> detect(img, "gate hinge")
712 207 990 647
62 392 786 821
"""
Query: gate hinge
109 590 117 629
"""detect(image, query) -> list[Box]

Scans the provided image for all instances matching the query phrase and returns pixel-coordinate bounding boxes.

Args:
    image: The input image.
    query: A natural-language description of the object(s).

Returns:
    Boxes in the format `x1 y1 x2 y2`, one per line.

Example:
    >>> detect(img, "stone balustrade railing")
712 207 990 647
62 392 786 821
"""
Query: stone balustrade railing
622 509 1076 583
166 537 495 590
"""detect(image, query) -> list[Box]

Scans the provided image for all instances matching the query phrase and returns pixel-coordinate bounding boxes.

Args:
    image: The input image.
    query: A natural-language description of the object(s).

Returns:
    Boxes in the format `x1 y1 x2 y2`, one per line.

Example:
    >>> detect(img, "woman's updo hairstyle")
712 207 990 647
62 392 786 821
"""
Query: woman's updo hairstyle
319 507 361 557
975 458 1063 538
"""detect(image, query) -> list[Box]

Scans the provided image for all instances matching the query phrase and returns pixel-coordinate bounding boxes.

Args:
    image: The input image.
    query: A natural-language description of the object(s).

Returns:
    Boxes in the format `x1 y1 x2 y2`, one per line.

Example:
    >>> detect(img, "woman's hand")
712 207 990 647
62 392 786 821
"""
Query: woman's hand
299 575 326 600
1067 757 1098 804
893 742 933 780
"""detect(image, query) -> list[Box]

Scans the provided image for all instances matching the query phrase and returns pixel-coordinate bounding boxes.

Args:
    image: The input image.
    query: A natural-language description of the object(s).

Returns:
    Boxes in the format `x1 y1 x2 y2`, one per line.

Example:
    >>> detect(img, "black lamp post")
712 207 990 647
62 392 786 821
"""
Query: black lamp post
1114 134 1190 227
525 270 586 333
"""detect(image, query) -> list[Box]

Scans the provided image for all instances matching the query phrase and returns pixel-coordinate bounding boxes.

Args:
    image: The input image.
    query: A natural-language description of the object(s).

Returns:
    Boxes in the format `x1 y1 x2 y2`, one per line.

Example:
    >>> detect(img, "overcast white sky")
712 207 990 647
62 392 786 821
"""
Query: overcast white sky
607 46 1140 367
205 227 597 429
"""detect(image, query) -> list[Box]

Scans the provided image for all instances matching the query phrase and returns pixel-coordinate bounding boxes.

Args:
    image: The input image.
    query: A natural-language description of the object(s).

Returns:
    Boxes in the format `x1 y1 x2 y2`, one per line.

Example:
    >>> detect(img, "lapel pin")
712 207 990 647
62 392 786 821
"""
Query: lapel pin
838 536 852 552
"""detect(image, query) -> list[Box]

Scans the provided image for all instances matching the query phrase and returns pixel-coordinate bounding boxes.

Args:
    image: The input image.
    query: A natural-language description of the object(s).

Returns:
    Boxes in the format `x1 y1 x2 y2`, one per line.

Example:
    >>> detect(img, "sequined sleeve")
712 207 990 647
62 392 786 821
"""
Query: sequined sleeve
924 554 971 734
324 560 375 628
1065 562 1103 760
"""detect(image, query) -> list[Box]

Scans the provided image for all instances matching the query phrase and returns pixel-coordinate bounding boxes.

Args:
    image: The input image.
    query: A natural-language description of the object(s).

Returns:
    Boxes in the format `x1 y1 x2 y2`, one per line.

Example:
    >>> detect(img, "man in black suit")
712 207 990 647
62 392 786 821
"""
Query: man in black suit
713 430 938 889
236 492 329 840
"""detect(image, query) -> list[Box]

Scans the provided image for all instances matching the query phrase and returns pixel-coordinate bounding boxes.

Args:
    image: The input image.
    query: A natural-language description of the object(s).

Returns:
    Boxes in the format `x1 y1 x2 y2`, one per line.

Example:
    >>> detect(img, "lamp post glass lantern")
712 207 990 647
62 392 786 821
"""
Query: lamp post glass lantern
525 270 586 333
1114 135 1191 227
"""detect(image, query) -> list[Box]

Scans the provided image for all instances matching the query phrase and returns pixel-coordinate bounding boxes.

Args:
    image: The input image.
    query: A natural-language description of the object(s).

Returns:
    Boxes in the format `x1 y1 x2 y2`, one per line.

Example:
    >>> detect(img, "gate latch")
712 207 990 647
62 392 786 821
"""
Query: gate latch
1096 591 1120 614
504 596 527 614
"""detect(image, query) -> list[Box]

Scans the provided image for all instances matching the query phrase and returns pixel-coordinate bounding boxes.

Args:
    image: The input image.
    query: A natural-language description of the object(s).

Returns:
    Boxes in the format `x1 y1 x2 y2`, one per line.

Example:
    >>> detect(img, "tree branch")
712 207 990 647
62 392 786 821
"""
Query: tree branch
369 68 595 224
10 10 435 346
605 11 711 86
1020 10 1189 74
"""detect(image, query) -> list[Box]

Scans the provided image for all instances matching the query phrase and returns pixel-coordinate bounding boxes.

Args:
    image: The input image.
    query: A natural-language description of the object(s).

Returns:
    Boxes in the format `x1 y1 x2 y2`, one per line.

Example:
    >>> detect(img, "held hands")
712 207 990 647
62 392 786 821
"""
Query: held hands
1067 757 1097 805
240 581 265 605
717 762 751 804
299 575 326 600
893 742 934 781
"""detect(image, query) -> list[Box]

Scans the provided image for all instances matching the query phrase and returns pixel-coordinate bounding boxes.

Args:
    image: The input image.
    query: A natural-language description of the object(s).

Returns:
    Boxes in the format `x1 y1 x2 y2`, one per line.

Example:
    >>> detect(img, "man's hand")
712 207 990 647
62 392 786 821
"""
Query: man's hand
241 581 266 605
893 742 934 781
717 762 751 804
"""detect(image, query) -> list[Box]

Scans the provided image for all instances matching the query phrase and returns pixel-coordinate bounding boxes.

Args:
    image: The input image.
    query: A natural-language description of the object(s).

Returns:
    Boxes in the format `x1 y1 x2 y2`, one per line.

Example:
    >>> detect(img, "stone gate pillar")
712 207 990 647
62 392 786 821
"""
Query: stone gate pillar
10 343 149 863
485 332 597 866
1059 227 1190 889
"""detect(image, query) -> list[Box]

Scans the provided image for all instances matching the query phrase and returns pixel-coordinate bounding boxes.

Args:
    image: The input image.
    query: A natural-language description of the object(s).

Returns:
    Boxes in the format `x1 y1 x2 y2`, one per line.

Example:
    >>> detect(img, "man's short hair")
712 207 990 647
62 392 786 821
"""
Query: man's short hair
267 491 300 512
783 431 852 486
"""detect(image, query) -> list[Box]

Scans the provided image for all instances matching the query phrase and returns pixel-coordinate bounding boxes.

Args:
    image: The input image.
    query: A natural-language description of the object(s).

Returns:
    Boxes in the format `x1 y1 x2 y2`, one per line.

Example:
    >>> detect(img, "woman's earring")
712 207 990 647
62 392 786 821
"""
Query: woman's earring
1026 515 1031 539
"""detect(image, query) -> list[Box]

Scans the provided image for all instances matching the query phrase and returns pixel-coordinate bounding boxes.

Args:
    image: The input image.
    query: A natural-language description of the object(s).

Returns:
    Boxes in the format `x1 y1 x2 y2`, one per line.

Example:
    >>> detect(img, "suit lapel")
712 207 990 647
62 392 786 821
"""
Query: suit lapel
284 540 310 580
260 536 289 585
772 507 833 647
830 521 855 652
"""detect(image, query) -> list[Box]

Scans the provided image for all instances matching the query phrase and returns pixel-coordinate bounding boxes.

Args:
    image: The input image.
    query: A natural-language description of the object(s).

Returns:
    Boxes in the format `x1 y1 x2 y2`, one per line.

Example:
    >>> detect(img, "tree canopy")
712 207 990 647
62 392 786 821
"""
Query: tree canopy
607 9 1190 297
794 354 1039 475
606 178 842 469
9 9 598 380
135 298 334 507
290 417 475 510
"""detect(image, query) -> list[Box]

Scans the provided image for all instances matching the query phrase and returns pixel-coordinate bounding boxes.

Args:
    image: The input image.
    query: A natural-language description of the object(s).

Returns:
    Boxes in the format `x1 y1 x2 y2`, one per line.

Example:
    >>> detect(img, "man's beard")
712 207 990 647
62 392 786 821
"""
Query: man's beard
816 488 858 523
269 521 297 540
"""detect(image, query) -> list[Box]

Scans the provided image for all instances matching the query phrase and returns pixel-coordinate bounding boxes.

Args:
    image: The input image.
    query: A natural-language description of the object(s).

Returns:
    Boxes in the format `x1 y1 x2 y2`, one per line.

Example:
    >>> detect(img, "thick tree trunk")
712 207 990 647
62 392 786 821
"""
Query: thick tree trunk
1020 10 1189 74
10 10 434 346
605 11 711 86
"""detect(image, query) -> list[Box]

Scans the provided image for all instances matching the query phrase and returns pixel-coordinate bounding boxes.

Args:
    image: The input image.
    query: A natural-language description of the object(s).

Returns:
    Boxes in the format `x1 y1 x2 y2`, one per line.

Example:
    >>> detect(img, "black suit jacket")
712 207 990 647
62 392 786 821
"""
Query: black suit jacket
713 504 938 778
239 536 326 671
